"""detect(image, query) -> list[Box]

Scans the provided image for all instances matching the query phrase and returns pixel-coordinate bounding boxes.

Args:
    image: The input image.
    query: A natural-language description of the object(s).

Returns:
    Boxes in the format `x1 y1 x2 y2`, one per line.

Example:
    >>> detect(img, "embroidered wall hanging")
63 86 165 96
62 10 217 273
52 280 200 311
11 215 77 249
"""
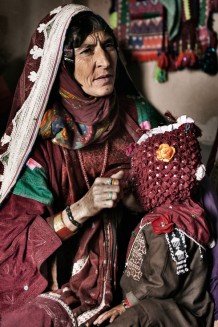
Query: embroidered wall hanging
113 0 218 82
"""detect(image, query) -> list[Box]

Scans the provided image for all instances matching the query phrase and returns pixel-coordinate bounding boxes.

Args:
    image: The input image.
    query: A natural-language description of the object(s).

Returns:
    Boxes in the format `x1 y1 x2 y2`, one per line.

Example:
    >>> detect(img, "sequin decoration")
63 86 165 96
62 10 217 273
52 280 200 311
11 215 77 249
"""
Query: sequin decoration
165 228 189 275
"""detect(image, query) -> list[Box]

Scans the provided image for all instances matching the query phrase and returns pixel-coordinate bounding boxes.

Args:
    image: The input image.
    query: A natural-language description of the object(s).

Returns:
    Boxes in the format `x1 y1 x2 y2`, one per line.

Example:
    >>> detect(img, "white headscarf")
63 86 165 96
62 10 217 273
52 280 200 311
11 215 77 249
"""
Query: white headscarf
0 4 91 203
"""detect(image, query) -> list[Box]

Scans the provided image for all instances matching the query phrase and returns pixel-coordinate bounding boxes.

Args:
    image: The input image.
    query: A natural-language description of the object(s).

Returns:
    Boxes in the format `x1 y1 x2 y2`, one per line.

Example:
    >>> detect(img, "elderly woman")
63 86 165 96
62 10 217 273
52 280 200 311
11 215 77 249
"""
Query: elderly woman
0 4 165 327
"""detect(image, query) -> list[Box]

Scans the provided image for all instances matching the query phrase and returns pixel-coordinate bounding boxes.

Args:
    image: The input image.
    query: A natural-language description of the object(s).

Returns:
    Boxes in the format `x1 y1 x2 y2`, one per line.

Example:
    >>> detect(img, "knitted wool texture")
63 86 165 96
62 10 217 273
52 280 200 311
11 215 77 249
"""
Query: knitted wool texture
129 121 203 212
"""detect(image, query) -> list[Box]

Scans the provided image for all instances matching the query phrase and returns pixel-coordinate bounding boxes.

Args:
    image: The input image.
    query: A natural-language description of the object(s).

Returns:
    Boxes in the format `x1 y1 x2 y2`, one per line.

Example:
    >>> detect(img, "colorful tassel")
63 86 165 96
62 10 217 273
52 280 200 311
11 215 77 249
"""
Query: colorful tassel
154 52 169 83
154 65 168 83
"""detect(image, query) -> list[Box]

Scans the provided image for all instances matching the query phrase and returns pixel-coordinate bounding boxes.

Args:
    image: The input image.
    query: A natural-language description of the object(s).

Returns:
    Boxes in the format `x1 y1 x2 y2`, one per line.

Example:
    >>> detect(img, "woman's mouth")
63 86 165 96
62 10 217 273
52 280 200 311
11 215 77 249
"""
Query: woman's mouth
94 75 113 86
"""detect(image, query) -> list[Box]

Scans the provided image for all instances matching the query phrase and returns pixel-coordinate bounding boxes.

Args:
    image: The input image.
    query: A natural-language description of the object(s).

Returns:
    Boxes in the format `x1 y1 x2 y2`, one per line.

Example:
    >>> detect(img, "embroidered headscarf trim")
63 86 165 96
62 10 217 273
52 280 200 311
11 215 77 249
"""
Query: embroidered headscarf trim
0 5 91 203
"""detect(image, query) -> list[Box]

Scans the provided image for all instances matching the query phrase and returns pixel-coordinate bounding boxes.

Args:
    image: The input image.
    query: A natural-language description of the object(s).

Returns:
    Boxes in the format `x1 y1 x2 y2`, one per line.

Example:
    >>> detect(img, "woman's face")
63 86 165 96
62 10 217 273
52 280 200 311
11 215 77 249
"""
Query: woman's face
74 31 117 97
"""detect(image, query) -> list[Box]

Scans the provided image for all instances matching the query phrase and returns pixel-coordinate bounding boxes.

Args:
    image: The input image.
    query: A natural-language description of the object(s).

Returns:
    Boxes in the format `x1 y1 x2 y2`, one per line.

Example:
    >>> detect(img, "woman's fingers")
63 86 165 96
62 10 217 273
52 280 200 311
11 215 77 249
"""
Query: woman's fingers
110 170 124 180
94 173 122 186
110 170 130 193
78 171 125 218
109 311 120 323
92 175 121 205
92 188 119 209
90 171 127 209
93 307 121 325
92 184 120 197
94 304 125 325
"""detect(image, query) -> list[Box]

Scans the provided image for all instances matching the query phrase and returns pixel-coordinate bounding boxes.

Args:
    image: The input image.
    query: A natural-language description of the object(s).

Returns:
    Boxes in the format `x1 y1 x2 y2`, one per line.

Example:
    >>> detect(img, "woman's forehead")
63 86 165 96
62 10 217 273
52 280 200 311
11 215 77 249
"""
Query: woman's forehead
77 31 112 47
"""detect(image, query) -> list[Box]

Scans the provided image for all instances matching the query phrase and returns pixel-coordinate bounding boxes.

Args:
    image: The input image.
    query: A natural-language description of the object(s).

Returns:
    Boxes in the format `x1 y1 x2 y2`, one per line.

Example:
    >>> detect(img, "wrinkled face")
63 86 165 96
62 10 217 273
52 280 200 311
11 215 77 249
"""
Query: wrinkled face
74 31 117 97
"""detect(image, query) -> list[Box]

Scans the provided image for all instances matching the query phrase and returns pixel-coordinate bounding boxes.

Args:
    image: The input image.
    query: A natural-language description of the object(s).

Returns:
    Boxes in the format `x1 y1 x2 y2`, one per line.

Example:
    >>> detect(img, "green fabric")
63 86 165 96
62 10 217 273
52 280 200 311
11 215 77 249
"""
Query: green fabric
154 65 168 83
120 0 128 25
160 0 181 41
13 165 54 205
199 0 207 26
142 13 160 19
134 97 166 128
109 12 118 29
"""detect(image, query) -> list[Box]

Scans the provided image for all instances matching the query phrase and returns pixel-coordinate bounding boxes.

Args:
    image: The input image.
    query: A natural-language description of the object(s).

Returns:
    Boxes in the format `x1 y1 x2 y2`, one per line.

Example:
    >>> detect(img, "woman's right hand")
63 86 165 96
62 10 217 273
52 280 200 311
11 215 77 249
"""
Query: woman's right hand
62 171 125 231
79 170 125 218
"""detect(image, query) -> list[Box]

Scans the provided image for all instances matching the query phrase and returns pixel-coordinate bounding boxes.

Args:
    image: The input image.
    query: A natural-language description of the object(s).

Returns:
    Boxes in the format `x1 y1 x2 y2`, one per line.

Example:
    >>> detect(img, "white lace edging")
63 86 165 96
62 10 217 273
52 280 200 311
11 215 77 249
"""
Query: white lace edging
39 293 77 326
137 115 195 144
72 255 89 276
77 296 106 326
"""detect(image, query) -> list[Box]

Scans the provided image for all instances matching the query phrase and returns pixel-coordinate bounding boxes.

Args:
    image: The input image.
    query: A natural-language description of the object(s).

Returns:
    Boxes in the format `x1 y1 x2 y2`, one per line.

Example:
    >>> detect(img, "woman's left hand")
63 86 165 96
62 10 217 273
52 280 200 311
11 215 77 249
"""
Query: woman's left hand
93 304 125 325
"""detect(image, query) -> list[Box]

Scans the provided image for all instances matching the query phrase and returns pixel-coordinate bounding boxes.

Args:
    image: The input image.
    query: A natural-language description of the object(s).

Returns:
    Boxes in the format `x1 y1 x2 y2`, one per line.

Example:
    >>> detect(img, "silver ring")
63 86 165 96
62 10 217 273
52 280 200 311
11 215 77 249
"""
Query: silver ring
106 178 112 185
108 192 113 200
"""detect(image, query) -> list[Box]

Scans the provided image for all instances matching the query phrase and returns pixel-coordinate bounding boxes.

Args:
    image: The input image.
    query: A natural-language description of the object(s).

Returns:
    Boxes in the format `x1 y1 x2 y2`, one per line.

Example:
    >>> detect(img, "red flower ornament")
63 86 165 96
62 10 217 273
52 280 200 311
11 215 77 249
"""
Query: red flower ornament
152 213 174 235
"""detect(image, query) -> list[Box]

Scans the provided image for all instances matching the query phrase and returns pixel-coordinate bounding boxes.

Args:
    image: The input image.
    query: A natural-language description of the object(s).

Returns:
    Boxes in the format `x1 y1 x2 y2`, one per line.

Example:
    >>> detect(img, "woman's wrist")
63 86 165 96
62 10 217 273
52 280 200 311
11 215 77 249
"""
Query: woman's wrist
66 205 83 229
53 212 75 240
62 201 88 232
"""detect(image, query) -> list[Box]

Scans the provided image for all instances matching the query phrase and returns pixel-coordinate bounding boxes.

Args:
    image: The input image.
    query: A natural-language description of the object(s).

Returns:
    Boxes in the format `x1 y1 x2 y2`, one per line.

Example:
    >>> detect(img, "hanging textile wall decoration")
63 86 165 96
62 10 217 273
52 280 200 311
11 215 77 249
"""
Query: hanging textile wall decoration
114 0 218 82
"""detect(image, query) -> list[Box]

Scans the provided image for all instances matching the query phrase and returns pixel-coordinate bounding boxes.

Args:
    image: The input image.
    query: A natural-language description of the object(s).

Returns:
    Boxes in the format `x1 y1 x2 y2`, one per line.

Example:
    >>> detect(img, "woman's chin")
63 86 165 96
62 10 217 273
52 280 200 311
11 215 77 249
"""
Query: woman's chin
85 86 114 97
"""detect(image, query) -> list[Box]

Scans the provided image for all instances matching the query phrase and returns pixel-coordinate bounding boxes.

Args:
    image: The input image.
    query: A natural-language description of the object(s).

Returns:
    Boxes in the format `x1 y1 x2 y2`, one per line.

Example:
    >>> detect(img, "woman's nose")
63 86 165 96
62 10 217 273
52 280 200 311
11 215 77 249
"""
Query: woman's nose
95 47 110 67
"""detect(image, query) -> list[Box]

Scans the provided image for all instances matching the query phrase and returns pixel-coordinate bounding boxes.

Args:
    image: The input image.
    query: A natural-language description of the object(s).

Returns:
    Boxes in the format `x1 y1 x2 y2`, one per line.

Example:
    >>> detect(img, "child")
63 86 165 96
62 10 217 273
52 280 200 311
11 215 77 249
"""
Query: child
94 116 214 327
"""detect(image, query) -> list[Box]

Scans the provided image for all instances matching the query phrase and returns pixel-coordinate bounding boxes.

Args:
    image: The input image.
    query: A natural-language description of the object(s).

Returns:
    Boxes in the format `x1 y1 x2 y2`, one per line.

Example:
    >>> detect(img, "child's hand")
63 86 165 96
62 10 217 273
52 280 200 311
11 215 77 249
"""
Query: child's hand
93 304 125 325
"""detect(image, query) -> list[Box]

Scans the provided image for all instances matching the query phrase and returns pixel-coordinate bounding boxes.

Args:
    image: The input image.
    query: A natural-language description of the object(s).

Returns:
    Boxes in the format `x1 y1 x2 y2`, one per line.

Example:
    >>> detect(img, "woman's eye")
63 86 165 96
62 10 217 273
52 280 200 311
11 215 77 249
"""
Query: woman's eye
105 42 115 49
81 47 93 55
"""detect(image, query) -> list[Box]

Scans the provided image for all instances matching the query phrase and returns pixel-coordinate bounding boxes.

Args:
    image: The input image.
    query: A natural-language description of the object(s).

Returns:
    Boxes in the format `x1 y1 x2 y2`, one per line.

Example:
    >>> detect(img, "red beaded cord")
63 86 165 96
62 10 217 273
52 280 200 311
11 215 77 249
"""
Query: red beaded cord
77 140 109 189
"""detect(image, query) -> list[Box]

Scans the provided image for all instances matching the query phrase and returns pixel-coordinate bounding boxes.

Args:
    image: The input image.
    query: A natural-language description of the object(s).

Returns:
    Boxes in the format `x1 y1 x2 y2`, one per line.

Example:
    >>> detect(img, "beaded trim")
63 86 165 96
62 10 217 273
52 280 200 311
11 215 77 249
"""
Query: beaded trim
39 293 77 326
165 228 189 275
